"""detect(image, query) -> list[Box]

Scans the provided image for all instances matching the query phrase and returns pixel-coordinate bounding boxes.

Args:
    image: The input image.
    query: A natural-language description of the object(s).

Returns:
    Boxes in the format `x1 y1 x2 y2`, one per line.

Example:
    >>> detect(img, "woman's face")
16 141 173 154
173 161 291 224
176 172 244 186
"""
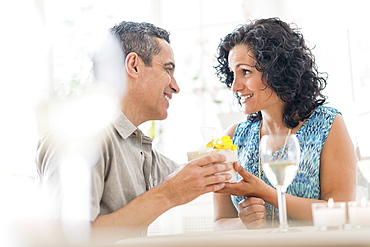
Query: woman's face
228 44 282 115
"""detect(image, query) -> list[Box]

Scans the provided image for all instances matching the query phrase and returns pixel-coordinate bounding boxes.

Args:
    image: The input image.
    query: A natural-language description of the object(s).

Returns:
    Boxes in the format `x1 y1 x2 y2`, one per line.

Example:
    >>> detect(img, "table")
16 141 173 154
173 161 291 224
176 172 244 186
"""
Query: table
115 226 370 247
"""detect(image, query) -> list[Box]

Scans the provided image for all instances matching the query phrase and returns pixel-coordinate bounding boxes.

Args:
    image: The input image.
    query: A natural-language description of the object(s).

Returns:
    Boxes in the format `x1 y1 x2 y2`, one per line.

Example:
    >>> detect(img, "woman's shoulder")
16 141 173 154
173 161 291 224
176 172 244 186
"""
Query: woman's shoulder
302 105 340 133
235 118 256 129
232 118 259 138
313 105 341 116
223 123 239 138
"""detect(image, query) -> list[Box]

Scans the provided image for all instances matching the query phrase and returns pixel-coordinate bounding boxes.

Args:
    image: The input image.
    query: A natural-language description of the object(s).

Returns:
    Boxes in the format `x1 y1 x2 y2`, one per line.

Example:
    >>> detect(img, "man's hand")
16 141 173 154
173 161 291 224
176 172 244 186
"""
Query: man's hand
162 153 232 206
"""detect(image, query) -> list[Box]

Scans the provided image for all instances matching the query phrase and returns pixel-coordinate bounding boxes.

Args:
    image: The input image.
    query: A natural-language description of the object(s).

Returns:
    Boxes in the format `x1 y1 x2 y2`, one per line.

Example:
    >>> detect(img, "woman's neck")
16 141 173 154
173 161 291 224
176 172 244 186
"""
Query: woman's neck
260 106 288 136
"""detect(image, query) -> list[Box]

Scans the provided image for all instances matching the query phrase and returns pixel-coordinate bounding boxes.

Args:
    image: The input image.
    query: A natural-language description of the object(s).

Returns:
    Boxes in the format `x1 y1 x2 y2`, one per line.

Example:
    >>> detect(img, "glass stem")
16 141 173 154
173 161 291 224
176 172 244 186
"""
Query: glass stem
276 186 288 229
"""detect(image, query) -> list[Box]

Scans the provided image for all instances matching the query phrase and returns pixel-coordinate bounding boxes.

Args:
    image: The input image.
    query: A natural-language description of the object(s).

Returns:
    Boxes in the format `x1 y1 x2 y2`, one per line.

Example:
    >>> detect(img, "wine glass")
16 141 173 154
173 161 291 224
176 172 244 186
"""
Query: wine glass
356 136 370 192
260 134 300 232
358 157 370 185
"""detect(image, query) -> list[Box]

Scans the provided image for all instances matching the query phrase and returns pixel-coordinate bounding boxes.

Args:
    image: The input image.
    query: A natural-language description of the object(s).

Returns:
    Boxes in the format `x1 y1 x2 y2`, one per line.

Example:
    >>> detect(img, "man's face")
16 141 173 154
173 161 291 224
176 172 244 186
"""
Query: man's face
138 38 179 121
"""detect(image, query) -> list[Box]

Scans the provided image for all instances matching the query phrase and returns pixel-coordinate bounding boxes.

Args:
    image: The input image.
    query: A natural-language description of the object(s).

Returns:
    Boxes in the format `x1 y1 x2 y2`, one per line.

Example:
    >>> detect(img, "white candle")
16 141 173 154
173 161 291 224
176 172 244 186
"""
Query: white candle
311 198 346 230
348 198 370 227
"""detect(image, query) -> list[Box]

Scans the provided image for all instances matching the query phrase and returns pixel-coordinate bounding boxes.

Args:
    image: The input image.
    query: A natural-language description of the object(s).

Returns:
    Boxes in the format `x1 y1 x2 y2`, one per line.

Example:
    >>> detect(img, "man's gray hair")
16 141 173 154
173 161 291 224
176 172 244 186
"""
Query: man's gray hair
110 21 171 66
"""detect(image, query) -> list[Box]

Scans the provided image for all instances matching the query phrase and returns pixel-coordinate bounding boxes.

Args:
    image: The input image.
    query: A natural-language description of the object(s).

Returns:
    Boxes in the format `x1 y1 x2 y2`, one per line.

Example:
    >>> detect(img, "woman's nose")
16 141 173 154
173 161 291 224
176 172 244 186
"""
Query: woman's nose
231 75 241 93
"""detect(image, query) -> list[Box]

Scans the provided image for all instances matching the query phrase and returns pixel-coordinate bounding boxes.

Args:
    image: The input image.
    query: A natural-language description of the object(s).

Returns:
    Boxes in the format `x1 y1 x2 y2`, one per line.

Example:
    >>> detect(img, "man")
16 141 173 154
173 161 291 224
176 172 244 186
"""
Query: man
35 21 232 243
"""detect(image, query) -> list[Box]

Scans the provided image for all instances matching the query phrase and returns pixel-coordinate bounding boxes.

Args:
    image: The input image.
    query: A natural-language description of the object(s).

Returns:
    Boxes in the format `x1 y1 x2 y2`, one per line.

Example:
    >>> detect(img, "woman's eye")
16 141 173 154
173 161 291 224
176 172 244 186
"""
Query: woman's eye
242 69 250 75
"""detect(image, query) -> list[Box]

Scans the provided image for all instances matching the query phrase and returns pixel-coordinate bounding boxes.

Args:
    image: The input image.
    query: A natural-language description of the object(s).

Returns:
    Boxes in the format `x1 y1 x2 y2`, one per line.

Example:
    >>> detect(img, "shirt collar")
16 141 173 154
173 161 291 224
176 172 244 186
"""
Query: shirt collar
113 109 138 139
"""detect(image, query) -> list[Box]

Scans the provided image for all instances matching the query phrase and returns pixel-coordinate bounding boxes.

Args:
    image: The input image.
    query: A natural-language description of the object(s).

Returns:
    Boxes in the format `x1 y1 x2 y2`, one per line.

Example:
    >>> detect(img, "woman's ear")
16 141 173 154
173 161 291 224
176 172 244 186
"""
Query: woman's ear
125 52 140 79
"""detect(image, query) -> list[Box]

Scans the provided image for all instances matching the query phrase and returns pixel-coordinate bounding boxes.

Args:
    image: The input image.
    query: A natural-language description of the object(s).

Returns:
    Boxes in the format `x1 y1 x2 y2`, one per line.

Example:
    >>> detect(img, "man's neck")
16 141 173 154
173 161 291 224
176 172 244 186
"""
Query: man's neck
120 100 148 127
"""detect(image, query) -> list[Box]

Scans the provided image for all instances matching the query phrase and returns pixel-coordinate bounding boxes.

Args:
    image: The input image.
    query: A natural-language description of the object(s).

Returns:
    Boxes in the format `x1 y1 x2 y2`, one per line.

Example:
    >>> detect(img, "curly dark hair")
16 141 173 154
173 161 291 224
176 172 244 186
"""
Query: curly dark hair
110 21 171 66
215 18 327 128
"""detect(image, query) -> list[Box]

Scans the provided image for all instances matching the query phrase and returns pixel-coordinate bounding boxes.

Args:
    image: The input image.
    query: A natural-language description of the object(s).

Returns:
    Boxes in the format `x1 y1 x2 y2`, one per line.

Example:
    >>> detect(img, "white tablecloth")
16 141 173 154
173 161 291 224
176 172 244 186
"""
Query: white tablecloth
115 226 370 247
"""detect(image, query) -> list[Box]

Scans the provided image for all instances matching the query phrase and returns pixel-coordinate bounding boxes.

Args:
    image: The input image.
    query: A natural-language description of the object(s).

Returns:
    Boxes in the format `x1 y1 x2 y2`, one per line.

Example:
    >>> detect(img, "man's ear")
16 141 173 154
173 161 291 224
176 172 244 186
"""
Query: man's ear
125 52 140 79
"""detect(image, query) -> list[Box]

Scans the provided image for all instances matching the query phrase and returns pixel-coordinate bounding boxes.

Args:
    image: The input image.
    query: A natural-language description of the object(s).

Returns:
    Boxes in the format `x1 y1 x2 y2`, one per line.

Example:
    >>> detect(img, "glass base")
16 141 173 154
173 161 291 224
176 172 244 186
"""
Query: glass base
269 226 301 233
317 225 344 231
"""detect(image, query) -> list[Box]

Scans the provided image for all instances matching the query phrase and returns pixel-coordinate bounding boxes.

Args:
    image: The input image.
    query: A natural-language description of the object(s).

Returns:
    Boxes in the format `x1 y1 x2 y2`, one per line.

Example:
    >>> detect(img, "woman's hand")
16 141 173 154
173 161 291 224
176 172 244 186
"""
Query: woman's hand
238 197 266 229
217 162 272 198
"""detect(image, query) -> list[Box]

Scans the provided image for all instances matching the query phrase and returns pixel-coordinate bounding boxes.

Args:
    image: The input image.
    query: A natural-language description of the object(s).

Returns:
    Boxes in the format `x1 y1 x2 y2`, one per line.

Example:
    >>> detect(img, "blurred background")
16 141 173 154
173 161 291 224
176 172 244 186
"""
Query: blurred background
1 0 369 241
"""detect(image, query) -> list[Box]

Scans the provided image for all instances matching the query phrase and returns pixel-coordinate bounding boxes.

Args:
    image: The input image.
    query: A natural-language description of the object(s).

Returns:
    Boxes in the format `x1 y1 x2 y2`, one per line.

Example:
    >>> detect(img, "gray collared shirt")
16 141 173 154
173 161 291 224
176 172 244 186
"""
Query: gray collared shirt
35 110 179 227
91 111 179 220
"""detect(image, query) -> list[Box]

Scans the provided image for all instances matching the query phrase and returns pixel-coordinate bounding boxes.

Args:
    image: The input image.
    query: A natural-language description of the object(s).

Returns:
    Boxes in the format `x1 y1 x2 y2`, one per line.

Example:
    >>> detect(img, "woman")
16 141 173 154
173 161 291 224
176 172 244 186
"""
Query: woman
213 18 356 230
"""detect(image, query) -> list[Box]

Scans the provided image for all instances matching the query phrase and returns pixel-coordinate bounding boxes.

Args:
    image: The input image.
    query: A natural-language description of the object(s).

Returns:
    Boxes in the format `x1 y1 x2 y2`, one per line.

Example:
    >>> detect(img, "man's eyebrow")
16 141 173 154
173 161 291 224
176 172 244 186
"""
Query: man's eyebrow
165 62 175 68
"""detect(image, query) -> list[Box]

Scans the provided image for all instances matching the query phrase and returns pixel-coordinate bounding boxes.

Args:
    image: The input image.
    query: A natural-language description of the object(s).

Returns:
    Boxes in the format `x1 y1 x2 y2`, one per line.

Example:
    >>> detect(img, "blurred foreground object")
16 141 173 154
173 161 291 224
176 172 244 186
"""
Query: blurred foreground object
33 31 126 246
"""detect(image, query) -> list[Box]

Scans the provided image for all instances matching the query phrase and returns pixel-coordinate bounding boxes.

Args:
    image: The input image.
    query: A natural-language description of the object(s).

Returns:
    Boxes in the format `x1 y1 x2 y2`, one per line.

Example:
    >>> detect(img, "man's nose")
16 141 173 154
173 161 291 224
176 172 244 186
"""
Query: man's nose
170 77 180 93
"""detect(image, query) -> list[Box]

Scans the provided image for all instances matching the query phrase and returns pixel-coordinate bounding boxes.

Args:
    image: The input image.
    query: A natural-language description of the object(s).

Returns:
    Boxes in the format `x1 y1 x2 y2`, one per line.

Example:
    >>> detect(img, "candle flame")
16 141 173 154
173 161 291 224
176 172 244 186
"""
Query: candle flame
328 198 334 208
361 197 368 207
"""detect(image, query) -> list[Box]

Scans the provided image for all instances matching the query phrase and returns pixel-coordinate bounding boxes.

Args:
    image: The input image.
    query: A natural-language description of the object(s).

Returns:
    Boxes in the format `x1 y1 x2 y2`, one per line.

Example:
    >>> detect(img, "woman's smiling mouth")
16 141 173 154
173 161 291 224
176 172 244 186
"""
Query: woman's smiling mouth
240 94 253 103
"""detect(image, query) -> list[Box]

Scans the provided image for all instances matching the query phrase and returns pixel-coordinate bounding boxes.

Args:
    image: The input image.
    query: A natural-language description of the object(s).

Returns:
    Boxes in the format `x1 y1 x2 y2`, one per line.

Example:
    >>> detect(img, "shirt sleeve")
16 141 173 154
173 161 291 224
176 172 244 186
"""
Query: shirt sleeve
36 132 105 222
35 133 63 220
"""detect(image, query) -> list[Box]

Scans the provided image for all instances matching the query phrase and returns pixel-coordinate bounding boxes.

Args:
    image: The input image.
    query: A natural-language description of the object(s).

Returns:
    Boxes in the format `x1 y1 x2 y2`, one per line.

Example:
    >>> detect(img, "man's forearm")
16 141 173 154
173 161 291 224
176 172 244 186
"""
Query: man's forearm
91 185 174 242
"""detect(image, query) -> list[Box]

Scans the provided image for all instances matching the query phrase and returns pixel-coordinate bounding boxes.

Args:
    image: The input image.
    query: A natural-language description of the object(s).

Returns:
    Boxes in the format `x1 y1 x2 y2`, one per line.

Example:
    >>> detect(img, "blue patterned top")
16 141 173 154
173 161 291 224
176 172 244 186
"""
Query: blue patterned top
231 105 339 226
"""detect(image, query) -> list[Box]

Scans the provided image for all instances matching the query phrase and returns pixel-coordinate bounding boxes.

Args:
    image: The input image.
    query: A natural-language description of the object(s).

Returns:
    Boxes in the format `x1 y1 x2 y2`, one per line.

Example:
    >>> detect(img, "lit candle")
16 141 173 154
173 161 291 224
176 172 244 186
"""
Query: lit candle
348 197 370 228
311 198 347 230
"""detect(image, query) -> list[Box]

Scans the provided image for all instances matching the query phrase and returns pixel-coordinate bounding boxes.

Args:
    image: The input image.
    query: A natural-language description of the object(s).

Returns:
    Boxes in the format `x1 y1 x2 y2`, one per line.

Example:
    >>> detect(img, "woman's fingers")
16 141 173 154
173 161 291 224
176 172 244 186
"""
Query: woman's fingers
233 162 253 180
238 197 267 229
